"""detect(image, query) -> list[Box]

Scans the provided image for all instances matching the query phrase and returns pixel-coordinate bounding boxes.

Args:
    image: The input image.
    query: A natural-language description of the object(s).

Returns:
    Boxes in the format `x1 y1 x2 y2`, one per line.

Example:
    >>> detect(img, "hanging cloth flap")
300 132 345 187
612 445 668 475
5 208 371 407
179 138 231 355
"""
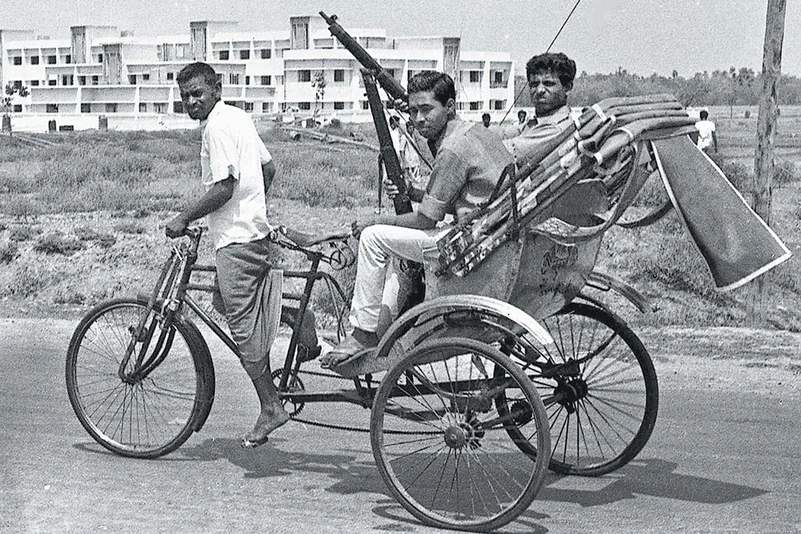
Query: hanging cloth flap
651 135 791 291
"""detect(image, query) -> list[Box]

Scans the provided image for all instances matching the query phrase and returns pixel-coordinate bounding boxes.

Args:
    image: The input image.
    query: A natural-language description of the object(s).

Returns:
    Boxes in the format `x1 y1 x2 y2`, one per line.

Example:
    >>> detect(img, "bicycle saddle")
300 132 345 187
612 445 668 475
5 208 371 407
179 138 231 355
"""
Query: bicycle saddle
275 225 351 248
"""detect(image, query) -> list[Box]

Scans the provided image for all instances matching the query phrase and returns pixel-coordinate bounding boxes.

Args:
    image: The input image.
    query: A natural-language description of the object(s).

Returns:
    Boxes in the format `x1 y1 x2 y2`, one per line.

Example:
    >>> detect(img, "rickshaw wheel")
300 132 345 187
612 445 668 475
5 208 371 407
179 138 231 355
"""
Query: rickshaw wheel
498 302 658 476
371 337 550 532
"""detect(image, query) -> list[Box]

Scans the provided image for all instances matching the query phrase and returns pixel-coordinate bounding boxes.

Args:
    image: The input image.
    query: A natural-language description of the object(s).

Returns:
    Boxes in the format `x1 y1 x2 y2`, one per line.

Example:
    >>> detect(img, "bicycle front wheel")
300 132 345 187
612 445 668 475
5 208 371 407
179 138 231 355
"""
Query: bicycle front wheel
66 298 213 458
371 337 550 532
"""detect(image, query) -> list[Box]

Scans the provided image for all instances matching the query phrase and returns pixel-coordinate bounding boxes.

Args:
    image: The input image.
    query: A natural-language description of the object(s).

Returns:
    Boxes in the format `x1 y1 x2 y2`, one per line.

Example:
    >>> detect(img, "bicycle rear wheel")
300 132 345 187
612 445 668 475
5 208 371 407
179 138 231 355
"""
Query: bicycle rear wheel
502 302 658 476
371 337 550 532
66 298 214 458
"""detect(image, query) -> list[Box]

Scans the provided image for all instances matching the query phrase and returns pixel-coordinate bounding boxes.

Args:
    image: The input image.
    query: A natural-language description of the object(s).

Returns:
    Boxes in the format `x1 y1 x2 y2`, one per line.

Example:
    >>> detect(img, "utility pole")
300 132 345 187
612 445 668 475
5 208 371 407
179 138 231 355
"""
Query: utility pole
751 0 786 322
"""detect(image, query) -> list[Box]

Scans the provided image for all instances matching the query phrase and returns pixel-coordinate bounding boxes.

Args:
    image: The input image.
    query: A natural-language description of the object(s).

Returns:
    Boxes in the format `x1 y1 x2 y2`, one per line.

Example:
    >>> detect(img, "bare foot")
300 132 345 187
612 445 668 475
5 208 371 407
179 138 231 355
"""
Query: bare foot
241 407 291 448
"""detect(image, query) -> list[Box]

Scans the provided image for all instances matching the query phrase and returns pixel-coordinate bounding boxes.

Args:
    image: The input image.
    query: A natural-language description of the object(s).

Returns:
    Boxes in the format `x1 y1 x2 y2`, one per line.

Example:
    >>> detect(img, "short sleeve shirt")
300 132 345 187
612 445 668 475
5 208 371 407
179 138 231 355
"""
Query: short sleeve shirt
200 101 273 250
501 105 573 165
695 120 716 150
419 117 513 223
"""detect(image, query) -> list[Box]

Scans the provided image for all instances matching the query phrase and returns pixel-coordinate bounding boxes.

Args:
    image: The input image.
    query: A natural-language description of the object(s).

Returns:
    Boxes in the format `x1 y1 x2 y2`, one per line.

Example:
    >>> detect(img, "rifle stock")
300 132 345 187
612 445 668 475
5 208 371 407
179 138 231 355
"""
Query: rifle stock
320 11 407 102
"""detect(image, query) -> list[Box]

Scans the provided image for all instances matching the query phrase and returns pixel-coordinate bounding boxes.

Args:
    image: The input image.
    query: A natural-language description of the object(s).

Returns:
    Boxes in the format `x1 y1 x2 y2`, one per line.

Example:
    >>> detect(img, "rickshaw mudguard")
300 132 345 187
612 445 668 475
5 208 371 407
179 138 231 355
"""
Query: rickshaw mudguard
332 295 557 378
582 270 655 314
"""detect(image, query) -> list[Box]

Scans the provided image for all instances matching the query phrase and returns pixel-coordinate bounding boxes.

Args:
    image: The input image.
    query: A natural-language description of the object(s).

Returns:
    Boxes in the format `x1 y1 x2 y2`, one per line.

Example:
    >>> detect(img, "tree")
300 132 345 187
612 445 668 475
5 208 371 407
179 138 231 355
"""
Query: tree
311 71 327 117
2 83 29 116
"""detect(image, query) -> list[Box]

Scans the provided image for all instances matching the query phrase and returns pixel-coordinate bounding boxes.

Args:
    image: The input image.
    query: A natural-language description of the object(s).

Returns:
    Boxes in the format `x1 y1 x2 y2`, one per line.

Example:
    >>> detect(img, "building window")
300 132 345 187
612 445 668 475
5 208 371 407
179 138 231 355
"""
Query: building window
65 54 71 64
494 71 503 83
139 103 147 113
334 101 345 110
334 69 344 83
105 103 118 113
81 103 91 113
13 105 22 112
239 50 250 60
219 50 229 60
262 102 271 113
167 72 174 81
91 76 99 85
260 75 271 85
173 101 183 113
142 73 150 81
48 79 57 86
298 70 311 82
361 101 369 110
260 48 271 59
493 99 505 110
61 75 73 86
46 104 59 113
245 76 250 86
12 56 22 65
154 103 167 114
30 56 40 65
30 80 40 86
230 73 240 85
97 54 103 63
244 102 253 112
469 71 481 83
129 74 137 84
298 102 311 110
78 76 86 86
47 55 57 65
469 101 481 110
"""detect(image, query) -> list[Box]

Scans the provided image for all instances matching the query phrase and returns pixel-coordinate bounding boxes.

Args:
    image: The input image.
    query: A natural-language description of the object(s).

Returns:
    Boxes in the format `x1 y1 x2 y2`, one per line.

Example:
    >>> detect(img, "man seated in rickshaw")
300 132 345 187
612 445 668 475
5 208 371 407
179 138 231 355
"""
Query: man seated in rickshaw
320 71 513 368
497 52 577 163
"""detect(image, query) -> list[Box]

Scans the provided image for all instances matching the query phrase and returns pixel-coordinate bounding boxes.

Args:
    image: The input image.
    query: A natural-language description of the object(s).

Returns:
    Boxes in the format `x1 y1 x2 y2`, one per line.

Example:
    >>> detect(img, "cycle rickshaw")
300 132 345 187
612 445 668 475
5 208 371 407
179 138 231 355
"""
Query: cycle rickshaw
64 90 697 531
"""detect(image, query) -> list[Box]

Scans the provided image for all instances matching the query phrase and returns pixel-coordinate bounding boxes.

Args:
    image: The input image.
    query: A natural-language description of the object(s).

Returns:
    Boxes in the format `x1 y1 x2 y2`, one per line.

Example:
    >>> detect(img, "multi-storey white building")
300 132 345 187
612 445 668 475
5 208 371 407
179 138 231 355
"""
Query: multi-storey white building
0 15 515 130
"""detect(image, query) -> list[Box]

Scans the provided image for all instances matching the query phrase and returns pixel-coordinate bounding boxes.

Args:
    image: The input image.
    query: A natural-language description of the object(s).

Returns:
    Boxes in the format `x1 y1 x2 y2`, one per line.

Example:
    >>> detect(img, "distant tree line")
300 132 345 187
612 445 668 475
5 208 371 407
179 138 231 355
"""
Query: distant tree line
513 67 801 108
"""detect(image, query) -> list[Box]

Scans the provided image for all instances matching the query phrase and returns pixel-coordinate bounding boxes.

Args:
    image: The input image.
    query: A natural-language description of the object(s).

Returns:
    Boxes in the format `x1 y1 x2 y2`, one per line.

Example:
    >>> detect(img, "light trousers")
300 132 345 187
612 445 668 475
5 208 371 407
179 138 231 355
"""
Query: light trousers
350 224 445 332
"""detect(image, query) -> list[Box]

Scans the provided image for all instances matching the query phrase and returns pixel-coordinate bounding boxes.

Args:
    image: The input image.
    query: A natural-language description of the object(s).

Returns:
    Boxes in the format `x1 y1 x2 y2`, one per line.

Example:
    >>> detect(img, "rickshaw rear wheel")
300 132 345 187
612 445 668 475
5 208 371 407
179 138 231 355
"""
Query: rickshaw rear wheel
498 302 658 476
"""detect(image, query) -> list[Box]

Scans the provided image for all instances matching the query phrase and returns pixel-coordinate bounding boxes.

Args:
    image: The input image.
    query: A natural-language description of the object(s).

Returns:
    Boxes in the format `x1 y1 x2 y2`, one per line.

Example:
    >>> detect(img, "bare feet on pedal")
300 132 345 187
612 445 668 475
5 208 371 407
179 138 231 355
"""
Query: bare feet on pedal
320 329 377 369
241 406 291 448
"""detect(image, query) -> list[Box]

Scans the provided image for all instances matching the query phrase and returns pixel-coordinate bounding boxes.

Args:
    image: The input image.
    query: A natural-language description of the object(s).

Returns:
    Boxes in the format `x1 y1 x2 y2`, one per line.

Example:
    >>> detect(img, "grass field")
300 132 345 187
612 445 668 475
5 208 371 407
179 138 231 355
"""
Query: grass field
0 112 799 331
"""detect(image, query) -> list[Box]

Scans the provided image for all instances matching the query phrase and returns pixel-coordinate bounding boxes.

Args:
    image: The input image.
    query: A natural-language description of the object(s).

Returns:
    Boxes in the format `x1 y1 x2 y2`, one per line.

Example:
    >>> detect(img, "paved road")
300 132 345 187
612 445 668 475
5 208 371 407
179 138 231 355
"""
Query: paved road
1 318 800 533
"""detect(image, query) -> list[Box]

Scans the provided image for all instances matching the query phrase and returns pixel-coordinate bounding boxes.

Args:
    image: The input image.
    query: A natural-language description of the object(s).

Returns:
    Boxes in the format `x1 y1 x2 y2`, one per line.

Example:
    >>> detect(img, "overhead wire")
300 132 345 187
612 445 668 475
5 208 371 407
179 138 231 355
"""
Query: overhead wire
498 0 585 125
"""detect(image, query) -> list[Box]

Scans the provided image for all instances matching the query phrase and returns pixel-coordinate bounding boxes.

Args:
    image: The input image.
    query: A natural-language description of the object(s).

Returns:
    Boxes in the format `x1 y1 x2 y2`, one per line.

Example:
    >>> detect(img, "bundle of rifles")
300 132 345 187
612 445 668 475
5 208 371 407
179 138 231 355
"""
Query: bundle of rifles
435 93 699 278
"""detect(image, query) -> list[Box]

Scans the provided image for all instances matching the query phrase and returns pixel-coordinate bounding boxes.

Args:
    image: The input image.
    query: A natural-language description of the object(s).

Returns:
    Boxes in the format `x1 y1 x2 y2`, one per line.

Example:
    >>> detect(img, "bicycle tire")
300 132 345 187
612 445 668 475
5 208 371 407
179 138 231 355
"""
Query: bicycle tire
501 302 658 476
66 298 214 459
371 337 550 532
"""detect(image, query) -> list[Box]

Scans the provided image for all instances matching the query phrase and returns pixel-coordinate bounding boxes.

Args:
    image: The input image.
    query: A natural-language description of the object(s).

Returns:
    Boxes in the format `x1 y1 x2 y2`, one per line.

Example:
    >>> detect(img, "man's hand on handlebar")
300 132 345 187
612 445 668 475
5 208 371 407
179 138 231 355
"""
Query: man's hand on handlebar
165 215 190 239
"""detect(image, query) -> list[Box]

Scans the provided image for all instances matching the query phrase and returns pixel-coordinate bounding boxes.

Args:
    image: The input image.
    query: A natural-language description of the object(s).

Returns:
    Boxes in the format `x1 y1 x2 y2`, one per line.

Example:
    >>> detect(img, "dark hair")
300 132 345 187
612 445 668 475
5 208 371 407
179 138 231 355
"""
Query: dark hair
526 52 576 89
177 62 218 87
699 109 709 120
482 113 491 120
517 110 527 118
407 71 456 106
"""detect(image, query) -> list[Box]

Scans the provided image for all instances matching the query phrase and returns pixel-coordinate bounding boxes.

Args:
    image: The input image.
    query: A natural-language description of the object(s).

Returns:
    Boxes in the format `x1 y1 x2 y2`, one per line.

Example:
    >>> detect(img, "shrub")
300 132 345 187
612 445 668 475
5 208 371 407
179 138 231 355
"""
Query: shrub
7 225 41 242
34 231 84 255
0 240 18 263
74 225 117 248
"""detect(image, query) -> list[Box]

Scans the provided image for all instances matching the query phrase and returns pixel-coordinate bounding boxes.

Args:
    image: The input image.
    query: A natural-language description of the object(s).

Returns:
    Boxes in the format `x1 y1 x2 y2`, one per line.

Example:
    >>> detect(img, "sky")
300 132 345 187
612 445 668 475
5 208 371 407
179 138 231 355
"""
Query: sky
3 0 800 77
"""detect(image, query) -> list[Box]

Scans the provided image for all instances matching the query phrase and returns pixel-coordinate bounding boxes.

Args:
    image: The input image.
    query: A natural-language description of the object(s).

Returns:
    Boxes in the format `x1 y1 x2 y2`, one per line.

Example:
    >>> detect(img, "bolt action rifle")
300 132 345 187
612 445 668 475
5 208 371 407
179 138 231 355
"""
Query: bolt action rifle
321 12 425 313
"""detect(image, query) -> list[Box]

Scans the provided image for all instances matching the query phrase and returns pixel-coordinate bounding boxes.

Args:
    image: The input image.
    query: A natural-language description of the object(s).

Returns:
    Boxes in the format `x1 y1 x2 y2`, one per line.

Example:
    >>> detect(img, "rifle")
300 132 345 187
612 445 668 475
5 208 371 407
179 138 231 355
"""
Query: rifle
321 12 425 313
319 11 407 101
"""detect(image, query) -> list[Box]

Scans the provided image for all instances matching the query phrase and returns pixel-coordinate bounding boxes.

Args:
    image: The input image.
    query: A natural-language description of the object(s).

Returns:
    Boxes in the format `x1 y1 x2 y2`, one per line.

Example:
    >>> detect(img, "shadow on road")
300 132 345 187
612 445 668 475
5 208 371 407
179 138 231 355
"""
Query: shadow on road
179 437 388 492
539 457 767 507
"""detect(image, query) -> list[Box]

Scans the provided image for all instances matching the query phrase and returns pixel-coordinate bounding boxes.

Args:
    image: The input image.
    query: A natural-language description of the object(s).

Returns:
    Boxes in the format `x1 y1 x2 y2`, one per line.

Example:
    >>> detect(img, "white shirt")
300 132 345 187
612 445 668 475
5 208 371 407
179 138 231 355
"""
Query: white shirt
201 101 273 250
695 119 716 150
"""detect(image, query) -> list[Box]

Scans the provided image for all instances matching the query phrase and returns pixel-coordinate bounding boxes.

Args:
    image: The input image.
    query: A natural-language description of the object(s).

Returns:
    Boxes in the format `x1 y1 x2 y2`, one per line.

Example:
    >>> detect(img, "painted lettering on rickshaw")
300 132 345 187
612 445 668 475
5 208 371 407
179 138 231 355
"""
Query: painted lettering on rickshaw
538 241 580 294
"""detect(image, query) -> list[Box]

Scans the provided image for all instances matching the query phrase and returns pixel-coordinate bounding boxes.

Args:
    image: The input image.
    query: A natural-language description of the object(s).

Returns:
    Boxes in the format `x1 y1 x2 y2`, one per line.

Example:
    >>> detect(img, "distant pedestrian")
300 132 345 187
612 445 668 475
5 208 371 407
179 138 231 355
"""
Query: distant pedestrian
695 109 718 153
517 109 527 124
482 112 491 128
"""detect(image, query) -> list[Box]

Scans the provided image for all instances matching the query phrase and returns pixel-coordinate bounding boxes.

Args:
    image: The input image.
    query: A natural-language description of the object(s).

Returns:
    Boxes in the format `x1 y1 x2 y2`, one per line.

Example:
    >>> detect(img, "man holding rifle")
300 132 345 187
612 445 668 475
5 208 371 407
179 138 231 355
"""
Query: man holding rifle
320 71 513 367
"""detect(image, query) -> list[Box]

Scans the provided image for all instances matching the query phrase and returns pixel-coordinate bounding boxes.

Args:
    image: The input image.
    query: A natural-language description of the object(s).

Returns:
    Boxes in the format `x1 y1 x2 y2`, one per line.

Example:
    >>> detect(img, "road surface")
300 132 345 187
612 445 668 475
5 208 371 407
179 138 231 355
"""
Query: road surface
1 318 800 533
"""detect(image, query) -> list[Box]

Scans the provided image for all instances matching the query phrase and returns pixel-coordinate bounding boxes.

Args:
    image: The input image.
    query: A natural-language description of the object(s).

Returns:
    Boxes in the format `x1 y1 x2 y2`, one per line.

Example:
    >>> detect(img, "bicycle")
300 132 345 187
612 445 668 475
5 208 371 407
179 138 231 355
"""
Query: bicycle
65 226 553 532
